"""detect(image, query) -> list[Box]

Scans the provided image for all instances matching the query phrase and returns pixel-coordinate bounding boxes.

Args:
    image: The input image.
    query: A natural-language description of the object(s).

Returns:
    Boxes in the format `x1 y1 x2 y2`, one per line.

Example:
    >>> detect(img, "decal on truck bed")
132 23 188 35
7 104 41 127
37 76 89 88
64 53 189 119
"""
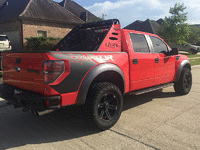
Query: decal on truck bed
50 53 98 94
68 54 114 64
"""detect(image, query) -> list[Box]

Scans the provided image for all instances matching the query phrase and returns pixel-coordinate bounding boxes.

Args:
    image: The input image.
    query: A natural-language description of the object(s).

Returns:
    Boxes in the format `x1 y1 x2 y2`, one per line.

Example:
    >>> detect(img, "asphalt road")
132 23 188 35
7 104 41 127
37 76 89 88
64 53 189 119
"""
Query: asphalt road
0 66 200 150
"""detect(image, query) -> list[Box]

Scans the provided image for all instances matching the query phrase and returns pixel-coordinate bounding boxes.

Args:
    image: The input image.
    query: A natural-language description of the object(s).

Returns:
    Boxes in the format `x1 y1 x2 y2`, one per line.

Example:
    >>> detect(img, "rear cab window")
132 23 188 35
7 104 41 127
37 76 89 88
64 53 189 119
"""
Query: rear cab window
129 33 150 53
56 24 111 52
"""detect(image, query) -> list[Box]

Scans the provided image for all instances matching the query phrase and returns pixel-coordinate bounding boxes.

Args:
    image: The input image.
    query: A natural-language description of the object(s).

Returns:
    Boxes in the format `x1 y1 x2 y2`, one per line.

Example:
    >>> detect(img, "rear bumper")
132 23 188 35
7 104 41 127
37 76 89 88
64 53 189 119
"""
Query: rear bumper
0 46 12 51
0 84 61 110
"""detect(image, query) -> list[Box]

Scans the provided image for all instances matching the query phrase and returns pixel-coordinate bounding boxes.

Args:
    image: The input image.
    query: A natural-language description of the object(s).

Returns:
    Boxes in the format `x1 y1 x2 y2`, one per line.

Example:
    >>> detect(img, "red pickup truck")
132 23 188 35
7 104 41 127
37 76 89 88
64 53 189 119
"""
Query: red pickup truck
0 19 192 130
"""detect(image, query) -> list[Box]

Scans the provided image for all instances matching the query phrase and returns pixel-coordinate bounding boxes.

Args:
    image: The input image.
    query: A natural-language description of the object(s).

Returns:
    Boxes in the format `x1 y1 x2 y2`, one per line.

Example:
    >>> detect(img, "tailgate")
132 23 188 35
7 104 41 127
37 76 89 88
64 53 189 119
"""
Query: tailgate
2 52 45 94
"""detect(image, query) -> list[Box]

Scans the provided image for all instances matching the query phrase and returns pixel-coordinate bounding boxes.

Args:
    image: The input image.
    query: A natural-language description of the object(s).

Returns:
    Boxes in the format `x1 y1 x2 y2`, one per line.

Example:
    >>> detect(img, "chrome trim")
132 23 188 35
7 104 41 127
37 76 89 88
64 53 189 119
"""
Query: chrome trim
145 35 154 53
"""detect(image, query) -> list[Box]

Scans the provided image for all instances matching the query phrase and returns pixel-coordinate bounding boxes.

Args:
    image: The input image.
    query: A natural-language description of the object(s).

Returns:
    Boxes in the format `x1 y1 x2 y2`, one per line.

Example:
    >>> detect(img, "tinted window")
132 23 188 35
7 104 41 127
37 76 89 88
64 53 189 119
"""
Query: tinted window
150 36 168 53
129 33 150 53
55 26 110 51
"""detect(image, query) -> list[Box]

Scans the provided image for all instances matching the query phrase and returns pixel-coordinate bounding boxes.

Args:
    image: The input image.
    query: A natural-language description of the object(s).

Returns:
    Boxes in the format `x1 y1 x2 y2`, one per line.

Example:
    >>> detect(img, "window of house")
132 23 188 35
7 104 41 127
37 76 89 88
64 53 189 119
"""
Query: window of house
129 33 150 53
150 36 168 53
37 30 47 37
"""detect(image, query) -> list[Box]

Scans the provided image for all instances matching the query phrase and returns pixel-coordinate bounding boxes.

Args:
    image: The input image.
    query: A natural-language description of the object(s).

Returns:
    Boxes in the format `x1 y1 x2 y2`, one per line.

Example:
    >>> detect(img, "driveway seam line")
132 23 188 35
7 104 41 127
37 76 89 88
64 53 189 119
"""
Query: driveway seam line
109 129 159 150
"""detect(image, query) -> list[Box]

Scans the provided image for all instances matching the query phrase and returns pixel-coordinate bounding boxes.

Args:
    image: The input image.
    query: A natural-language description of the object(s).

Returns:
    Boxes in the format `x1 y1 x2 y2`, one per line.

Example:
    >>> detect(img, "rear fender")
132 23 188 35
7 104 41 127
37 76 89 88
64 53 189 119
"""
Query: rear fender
77 63 125 104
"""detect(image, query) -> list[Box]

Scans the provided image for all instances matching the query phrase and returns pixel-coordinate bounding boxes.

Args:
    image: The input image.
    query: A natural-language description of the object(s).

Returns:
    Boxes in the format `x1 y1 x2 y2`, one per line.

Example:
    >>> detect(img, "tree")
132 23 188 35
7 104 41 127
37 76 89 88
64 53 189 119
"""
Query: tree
96 16 105 22
187 26 200 44
159 3 191 46
96 13 106 22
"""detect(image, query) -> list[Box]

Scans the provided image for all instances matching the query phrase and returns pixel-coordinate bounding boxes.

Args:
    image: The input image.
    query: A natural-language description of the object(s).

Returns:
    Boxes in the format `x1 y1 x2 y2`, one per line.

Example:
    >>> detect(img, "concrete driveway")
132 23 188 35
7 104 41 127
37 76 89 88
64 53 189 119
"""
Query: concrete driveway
0 66 200 150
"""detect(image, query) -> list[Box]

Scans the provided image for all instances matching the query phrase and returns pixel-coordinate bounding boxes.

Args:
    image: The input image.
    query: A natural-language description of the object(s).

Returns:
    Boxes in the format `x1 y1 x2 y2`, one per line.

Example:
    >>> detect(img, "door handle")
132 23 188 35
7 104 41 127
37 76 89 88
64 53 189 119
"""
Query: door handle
14 67 21 72
155 58 159 63
133 58 138 64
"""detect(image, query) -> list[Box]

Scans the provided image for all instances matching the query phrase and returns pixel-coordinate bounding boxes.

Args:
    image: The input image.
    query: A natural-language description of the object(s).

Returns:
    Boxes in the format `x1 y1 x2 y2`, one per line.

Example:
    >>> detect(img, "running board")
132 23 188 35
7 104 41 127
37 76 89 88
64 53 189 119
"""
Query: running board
129 83 174 95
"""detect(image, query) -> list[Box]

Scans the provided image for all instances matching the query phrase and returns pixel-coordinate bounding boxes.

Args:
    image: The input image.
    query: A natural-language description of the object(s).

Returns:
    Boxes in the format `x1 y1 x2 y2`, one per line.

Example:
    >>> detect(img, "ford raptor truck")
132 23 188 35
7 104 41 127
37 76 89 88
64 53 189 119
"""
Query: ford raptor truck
0 19 192 130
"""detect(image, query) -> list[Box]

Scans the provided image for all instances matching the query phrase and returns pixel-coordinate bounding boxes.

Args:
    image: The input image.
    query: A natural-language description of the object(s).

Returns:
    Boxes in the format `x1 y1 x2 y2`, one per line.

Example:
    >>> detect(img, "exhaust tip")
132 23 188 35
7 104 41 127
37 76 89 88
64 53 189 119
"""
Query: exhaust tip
31 109 54 116
31 109 39 116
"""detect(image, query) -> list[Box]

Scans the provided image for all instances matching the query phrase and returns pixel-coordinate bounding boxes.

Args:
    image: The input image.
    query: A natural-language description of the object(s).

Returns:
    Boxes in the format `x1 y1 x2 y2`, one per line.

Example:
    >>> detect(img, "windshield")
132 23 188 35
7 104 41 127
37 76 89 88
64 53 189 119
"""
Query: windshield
0 36 8 41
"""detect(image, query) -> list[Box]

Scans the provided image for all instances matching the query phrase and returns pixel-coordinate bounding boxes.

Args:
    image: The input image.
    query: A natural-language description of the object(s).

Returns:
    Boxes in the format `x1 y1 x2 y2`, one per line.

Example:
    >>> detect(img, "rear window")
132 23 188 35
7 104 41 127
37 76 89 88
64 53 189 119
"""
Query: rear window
129 33 150 53
57 27 109 51
0 36 8 41
53 20 116 52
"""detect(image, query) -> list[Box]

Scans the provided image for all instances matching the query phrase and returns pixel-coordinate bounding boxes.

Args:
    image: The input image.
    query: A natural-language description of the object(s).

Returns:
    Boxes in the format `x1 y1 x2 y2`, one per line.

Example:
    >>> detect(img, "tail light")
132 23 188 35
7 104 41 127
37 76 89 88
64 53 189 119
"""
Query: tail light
43 60 64 83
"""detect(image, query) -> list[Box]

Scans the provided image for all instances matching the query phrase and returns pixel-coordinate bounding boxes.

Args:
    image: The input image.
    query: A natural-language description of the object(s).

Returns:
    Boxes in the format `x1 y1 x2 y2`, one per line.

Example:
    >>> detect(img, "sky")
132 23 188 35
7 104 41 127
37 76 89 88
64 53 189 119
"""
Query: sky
54 0 200 28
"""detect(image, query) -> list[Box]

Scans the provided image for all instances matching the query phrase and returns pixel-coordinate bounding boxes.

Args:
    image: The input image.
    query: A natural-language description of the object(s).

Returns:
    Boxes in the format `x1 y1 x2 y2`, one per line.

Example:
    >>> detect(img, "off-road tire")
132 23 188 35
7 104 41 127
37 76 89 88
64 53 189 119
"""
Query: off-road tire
174 68 192 95
83 82 123 130
189 48 198 54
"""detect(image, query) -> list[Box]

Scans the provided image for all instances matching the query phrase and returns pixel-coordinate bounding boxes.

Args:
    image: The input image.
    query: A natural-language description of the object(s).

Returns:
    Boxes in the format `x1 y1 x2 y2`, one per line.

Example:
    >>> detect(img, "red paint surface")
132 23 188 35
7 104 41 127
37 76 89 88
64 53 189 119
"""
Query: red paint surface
61 92 78 106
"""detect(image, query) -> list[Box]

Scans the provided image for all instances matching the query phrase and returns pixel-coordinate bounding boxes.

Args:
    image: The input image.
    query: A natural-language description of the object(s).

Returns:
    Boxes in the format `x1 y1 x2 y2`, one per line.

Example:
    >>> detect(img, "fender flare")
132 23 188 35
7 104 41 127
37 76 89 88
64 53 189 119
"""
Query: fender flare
176 60 191 82
77 63 125 104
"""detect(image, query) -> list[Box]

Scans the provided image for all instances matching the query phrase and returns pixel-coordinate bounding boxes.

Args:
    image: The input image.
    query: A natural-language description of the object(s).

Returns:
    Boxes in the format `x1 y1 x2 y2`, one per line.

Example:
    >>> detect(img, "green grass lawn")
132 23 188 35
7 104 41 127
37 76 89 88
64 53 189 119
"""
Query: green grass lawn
186 54 200 59
179 51 200 66
189 58 200 66
179 52 199 58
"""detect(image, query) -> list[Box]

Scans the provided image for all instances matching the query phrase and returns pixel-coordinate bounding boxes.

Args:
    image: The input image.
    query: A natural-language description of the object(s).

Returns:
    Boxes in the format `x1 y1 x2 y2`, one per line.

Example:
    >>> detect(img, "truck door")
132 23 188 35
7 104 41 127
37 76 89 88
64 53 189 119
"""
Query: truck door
128 33 155 91
149 35 176 85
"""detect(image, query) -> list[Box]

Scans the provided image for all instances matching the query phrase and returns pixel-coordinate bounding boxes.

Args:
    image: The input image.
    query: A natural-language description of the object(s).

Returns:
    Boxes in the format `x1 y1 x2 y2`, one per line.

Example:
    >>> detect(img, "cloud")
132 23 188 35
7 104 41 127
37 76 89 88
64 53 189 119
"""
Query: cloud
85 0 200 27
184 0 200 24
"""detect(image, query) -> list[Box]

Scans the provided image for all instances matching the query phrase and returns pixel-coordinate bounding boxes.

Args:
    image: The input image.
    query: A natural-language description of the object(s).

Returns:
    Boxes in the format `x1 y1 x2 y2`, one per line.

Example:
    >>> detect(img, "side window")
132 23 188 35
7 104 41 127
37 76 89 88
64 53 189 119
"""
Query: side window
150 36 168 53
129 33 150 53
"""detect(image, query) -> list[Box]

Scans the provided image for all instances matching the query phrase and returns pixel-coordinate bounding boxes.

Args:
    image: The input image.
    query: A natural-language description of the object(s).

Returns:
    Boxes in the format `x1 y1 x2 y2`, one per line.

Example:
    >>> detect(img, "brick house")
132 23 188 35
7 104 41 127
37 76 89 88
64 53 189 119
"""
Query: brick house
0 0 97 51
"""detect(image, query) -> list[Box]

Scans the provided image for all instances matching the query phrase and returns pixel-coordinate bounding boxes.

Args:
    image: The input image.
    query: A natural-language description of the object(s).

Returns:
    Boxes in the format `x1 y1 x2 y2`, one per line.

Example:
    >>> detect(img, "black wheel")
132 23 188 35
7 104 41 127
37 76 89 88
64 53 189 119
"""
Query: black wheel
189 48 198 54
174 68 192 95
83 82 123 130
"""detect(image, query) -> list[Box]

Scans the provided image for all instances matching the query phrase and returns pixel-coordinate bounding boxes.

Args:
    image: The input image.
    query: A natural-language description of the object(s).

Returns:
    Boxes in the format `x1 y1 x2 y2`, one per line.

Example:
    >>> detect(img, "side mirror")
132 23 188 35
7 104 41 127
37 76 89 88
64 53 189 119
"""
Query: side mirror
164 48 179 56
166 48 178 56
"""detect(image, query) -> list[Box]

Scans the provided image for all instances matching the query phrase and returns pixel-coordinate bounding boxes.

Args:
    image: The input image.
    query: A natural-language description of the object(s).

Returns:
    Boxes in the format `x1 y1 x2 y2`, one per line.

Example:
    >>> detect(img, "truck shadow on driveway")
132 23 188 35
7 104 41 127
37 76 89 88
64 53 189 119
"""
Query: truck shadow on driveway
123 90 178 111
0 104 100 149
0 90 178 149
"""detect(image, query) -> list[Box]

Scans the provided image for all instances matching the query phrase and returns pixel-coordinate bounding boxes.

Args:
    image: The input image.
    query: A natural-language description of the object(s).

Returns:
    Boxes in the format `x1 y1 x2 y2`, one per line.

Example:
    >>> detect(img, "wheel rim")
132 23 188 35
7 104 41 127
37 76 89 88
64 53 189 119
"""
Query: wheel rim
97 93 118 121
183 72 191 89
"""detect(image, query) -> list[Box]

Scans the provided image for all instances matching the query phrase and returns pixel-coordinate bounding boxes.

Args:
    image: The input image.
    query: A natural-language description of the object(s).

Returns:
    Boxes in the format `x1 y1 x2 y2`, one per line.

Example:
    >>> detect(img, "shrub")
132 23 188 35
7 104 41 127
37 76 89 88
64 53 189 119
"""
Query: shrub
24 37 62 51
0 72 3 78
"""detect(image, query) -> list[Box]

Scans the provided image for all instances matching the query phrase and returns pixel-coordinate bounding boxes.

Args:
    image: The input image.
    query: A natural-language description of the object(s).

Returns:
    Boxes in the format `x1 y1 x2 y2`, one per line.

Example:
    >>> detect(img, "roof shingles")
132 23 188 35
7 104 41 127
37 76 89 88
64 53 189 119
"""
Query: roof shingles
58 0 98 22
124 19 164 35
0 0 30 21
0 0 84 24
